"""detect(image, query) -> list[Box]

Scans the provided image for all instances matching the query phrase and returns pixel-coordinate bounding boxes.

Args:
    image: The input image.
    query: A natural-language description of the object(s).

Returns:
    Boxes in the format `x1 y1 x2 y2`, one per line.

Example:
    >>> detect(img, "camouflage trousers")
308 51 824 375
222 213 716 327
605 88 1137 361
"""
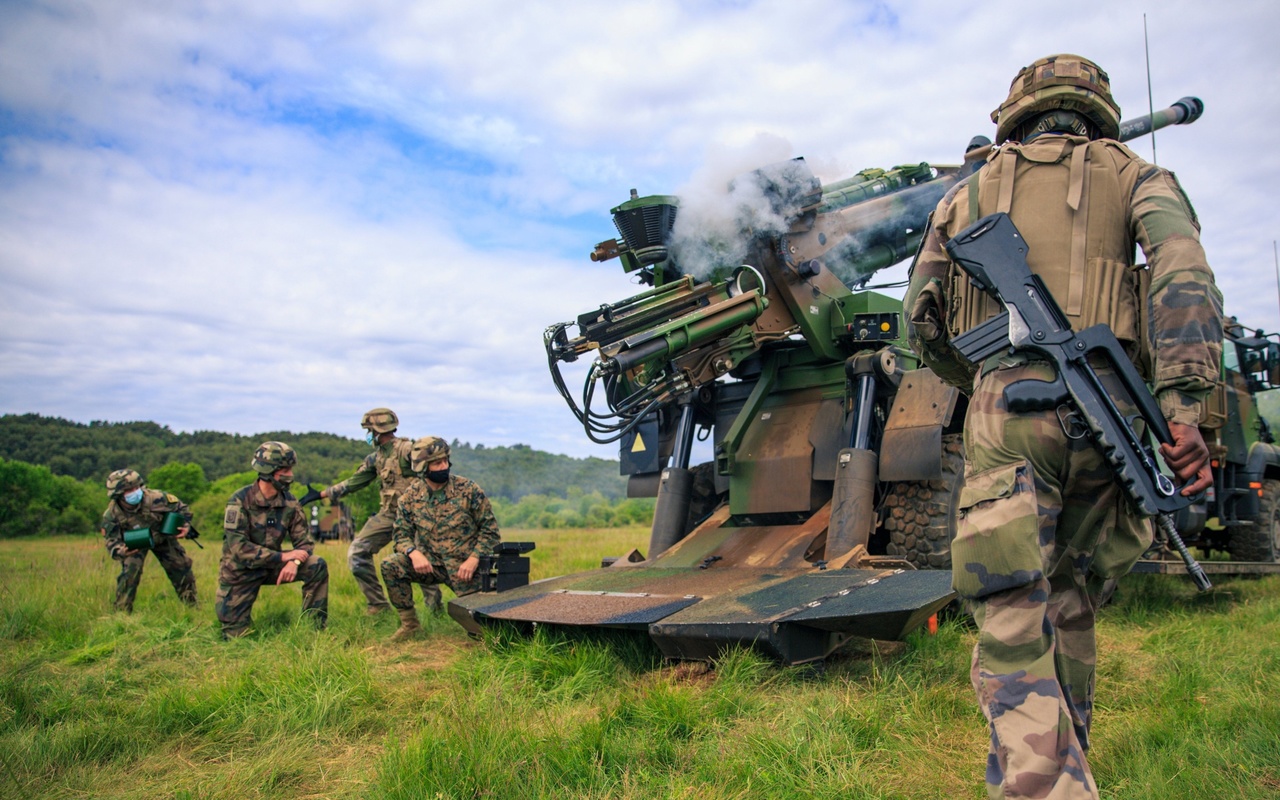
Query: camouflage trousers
954 359 1152 800
112 539 196 612
349 512 441 611
380 552 480 611
216 556 329 638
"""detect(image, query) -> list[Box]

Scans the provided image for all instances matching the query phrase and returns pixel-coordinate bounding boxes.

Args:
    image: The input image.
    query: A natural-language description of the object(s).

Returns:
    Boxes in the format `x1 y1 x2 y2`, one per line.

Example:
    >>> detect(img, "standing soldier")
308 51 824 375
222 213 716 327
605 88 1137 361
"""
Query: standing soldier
99 469 198 612
297 408 442 615
905 55 1222 799
381 436 500 641
218 442 329 638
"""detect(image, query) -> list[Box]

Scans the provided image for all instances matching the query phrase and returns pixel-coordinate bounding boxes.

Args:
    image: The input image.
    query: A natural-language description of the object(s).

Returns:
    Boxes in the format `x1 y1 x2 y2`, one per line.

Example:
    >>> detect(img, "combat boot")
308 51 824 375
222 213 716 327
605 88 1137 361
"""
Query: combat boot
390 608 421 641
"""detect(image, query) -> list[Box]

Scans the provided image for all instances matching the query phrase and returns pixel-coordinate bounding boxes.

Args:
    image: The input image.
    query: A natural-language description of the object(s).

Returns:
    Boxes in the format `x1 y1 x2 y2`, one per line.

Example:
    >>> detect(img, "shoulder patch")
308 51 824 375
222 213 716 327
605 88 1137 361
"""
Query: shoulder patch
165 493 179 504
224 505 240 527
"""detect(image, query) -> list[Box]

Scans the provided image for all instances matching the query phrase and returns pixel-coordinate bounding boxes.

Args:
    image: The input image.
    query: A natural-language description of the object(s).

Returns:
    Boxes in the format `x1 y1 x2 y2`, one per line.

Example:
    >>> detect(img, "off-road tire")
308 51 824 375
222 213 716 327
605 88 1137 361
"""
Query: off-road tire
1227 478 1280 562
883 434 965 570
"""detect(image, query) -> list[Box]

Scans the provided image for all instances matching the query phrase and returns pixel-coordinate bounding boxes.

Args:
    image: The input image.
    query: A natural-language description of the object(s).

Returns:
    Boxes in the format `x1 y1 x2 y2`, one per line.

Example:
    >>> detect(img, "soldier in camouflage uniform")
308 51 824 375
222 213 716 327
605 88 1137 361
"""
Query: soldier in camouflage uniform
99 469 198 612
298 408 441 614
905 55 1222 799
217 442 329 638
381 436 500 640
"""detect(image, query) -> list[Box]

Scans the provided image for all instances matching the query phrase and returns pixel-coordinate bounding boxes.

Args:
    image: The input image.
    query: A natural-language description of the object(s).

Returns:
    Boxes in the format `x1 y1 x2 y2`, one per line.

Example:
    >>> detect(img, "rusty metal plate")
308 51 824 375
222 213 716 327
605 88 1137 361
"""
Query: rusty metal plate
884 368 959 430
878 424 944 482
476 590 700 628
649 567 955 663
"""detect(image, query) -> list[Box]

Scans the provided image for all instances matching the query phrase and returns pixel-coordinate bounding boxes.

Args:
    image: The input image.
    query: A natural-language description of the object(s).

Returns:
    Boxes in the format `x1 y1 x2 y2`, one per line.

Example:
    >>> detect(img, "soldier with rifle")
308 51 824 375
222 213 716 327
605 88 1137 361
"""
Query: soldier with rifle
297 407 442 615
905 54 1222 799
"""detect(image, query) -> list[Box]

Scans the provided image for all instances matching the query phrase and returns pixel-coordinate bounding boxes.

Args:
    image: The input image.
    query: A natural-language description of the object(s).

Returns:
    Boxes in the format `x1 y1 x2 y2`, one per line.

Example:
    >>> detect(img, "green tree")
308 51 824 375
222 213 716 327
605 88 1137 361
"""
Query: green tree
189 471 259 540
146 461 210 502
0 458 102 537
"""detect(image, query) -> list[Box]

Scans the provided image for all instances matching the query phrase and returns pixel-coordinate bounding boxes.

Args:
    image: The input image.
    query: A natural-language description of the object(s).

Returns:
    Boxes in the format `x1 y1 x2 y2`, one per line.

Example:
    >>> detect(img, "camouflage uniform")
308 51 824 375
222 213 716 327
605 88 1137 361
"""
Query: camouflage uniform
218 482 328 637
325 436 441 611
100 489 197 612
905 55 1222 799
381 474 501 608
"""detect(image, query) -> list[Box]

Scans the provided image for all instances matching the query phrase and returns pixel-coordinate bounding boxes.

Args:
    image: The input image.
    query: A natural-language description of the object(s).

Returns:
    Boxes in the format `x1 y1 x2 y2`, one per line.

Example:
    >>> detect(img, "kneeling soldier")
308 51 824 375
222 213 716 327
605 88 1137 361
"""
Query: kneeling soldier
100 469 198 612
217 442 329 638
381 436 500 640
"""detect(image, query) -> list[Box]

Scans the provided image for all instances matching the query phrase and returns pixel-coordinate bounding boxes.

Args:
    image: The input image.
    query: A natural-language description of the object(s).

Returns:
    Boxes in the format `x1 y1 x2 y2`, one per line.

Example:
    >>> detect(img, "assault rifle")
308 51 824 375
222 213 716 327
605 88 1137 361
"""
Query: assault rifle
945 212 1212 591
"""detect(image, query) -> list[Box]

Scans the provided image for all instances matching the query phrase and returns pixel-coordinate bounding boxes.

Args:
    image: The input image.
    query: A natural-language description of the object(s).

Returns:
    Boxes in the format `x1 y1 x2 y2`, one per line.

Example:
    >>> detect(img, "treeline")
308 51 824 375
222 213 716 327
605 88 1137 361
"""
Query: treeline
0 457 653 539
0 414 628 503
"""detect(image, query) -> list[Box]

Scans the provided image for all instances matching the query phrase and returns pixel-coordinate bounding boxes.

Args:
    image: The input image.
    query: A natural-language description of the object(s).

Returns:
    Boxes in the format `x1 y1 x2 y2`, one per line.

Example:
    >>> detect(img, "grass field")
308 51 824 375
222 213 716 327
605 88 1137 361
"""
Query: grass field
1 530 1277 799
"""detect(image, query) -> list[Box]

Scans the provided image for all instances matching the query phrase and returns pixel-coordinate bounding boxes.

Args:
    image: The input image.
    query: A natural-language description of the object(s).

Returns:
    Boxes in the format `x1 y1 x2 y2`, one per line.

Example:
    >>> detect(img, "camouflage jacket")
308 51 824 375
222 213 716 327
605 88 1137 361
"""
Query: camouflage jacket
393 475 500 565
326 436 415 514
100 489 192 559
220 482 314 579
905 134 1223 425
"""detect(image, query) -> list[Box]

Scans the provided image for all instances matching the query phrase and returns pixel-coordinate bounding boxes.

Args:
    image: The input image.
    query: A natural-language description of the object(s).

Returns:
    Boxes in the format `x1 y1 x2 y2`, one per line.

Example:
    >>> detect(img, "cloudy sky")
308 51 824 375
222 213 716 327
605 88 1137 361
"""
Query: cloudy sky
1 0 1276 460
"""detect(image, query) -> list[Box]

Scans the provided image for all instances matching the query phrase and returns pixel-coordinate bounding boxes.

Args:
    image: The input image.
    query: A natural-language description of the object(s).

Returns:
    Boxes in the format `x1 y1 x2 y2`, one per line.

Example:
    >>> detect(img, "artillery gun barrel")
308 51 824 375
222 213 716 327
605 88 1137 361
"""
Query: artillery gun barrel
1117 96 1204 142
605 290 767 375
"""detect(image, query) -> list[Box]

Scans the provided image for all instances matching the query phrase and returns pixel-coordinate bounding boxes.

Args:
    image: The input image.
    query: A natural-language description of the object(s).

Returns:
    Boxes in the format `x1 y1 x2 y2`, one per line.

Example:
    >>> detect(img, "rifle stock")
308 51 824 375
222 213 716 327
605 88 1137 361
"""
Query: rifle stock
945 212 1211 590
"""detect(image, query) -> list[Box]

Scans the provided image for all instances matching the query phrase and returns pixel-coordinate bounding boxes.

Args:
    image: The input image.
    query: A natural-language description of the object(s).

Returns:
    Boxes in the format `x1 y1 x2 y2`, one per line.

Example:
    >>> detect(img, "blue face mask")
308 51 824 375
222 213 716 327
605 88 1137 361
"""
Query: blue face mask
365 431 376 446
123 488 144 505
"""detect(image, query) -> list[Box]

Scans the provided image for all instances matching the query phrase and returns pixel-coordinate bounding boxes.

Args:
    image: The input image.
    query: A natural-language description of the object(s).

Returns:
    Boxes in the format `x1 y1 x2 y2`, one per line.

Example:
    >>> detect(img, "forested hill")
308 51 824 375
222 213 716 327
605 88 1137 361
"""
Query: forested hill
0 414 626 502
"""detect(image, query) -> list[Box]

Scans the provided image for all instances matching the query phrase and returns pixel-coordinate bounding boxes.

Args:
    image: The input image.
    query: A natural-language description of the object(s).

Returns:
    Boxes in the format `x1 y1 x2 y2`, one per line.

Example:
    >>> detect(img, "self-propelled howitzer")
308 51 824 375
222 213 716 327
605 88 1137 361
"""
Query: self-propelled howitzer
450 99 1206 664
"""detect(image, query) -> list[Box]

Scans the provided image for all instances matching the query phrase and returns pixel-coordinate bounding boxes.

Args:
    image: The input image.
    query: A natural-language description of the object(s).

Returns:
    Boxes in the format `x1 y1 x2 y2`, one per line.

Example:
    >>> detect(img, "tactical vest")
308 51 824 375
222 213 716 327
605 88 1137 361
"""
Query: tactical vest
376 438 414 513
944 135 1152 376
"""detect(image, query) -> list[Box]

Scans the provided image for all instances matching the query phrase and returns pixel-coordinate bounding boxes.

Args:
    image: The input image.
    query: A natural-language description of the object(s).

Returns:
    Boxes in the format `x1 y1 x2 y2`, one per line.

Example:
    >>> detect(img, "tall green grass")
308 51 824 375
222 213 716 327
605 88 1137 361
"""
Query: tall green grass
1 532 1277 799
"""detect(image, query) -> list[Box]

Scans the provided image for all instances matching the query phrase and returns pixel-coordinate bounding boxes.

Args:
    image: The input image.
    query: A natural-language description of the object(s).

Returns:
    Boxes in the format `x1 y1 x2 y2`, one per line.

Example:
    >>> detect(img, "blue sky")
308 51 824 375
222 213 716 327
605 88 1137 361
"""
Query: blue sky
1 0 1277 460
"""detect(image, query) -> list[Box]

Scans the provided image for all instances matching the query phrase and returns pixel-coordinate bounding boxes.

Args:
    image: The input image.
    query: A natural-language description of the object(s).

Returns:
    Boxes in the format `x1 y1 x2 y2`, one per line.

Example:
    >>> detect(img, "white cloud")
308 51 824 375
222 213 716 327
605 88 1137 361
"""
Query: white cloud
2 0 1279 460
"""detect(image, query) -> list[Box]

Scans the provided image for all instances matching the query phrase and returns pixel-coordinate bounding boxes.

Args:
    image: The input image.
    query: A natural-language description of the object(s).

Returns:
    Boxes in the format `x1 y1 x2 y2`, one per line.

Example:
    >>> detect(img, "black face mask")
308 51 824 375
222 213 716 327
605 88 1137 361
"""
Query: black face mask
426 468 450 485
270 472 294 491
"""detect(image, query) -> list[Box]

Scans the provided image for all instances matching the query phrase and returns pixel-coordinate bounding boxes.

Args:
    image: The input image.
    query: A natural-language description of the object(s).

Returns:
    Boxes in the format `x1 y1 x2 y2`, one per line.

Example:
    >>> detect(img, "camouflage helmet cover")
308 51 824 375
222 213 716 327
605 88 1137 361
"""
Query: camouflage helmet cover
106 468 144 497
361 407 399 434
251 441 298 475
410 436 451 473
991 54 1121 143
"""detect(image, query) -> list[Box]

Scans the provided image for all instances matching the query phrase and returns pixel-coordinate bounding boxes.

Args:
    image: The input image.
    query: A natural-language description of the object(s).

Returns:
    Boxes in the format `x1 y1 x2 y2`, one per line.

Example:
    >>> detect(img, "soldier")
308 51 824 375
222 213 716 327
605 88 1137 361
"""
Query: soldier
99 469 198 612
297 408 441 615
380 436 500 640
217 442 329 638
905 55 1221 799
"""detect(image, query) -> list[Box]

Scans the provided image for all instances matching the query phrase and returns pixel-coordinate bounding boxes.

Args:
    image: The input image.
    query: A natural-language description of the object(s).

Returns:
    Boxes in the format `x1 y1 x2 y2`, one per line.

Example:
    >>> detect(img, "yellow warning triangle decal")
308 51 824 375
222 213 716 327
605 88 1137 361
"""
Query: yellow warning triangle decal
631 432 647 453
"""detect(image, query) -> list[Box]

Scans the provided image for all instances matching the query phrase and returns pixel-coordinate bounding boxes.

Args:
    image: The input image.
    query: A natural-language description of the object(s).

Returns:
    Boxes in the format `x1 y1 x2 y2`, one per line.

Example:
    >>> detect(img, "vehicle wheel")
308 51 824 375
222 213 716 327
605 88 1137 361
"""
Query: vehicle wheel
1227 478 1280 562
883 434 965 570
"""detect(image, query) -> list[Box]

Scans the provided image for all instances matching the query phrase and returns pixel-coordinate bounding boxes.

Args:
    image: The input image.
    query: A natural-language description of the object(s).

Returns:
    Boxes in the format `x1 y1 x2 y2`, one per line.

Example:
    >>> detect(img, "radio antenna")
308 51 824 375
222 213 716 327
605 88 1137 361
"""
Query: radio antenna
1144 14 1158 164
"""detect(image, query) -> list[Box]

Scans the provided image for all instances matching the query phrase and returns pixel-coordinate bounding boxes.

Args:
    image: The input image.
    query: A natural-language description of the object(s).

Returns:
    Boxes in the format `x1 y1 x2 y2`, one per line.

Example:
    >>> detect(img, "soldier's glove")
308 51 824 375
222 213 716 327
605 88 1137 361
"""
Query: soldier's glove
909 278 946 344
298 484 324 506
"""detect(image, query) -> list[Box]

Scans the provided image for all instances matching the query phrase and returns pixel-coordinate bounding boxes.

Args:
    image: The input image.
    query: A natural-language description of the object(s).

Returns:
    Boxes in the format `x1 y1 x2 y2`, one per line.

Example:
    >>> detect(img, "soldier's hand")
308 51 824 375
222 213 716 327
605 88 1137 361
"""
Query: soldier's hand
409 550 434 575
176 524 191 539
1161 422 1213 496
456 555 480 582
298 484 324 506
277 559 300 585
120 548 140 558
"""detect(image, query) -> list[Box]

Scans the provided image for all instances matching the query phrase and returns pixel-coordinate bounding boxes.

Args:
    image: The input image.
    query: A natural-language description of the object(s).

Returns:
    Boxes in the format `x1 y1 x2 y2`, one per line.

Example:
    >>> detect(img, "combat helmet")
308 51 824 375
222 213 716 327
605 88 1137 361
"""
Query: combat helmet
106 468 144 498
410 436 451 473
990 54 1121 144
361 407 399 434
251 441 298 475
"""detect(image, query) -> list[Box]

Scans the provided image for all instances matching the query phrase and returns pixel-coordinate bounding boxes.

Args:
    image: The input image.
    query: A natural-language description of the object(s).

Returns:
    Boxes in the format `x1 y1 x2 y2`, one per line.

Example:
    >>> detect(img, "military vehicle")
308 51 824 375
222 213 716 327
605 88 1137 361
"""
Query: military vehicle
450 98 1207 664
309 500 354 543
1128 320 1280 575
